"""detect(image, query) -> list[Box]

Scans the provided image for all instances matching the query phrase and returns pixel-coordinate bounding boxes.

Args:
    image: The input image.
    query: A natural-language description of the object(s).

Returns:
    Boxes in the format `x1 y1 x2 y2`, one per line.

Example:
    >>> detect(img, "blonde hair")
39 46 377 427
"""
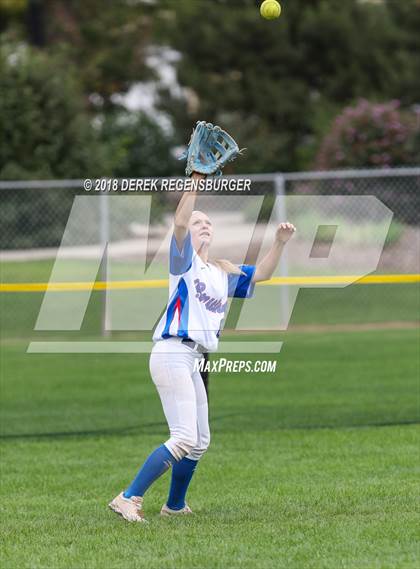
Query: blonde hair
210 259 245 275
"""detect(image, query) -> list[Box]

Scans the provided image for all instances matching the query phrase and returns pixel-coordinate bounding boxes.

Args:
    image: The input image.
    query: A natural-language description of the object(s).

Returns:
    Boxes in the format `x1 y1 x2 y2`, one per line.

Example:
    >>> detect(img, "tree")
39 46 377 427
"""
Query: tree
385 0 420 104
0 41 108 180
0 41 109 248
6 0 156 107
154 0 420 172
102 110 181 179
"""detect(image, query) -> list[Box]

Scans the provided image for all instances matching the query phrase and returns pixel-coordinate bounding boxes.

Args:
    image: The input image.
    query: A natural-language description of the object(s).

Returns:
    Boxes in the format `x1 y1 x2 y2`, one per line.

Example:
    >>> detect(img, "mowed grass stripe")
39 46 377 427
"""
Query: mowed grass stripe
0 329 418 567
1 329 418 436
0 426 418 568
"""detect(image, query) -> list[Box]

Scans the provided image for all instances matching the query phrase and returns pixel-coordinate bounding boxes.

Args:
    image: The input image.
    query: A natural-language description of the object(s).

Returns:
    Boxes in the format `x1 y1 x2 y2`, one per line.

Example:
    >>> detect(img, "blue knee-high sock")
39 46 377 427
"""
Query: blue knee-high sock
124 445 176 498
166 457 198 510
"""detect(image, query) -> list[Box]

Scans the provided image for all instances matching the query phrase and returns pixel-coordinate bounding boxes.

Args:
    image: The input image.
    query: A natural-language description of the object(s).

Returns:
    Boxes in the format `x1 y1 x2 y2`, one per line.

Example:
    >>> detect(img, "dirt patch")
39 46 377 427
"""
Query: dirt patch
227 321 419 334
288 320 419 333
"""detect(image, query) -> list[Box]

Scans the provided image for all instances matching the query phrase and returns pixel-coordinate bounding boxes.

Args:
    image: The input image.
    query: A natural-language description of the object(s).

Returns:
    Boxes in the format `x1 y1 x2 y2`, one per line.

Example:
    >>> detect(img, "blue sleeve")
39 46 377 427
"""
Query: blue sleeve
170 231 194 275
228 265 256 298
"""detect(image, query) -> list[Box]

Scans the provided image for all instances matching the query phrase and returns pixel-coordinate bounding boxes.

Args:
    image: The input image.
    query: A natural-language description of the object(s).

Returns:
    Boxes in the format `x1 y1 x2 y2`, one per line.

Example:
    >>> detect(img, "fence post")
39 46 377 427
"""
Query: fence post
274 173 290 324
99 192 111 336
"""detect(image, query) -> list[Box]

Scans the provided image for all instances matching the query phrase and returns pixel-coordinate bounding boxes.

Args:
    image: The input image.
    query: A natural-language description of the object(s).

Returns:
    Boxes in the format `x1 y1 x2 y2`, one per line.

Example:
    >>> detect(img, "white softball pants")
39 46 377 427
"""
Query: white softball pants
149 337 210 462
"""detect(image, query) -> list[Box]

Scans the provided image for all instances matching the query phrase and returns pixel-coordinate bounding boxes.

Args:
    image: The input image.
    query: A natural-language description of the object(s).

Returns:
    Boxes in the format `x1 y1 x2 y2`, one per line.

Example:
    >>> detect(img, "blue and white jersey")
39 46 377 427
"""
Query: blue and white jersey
153 231 255 352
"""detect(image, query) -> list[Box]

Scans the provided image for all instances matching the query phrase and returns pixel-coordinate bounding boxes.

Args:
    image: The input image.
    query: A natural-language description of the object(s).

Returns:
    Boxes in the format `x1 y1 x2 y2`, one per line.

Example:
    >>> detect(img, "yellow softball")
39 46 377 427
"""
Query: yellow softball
260 0 281 20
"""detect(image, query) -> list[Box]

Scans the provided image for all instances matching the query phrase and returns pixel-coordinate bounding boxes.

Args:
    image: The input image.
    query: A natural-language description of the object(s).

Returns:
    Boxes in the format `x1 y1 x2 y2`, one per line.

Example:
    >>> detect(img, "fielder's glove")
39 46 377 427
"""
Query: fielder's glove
179 121 244 177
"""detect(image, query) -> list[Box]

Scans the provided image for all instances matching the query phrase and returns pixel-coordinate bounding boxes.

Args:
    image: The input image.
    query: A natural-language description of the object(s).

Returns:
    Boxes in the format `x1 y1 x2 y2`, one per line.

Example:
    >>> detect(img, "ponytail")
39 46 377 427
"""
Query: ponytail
210 259 245 275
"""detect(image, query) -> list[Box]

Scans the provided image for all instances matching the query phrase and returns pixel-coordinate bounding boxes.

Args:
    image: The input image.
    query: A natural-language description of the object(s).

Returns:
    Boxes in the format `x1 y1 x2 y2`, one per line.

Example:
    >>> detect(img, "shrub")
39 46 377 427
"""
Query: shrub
316 99 420 170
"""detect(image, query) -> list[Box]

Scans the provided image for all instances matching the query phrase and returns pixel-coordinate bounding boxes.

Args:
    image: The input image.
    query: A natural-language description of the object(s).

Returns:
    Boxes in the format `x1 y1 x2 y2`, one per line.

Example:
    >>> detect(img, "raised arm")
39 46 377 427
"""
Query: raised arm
252 222 296 283
173 172 205 249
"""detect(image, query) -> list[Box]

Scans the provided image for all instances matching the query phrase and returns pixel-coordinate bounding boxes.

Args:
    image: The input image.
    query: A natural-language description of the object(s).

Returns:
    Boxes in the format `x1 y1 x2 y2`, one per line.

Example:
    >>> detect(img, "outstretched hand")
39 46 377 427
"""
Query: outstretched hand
275 222 296 243
253 222 297 283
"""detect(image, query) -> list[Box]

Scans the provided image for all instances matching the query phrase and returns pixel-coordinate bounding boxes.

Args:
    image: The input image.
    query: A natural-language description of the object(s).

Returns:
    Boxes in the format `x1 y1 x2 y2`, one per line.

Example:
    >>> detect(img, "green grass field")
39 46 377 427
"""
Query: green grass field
1 324 419 568
1 263 419 339
1 259 419 568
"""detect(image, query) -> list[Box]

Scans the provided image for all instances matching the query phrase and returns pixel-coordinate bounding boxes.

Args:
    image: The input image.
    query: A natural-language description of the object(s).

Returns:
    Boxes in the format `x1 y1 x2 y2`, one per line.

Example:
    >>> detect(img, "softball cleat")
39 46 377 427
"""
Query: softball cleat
109 492 147 523
160 503 193 516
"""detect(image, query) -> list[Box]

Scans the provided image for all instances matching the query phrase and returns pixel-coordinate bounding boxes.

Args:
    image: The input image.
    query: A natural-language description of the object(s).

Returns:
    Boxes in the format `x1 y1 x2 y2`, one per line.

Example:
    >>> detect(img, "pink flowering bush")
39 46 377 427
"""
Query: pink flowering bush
316 99 419 170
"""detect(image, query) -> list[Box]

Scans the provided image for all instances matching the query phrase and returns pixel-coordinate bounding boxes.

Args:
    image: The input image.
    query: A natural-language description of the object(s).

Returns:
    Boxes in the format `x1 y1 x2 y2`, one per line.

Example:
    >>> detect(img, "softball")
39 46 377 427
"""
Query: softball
260 0 281 20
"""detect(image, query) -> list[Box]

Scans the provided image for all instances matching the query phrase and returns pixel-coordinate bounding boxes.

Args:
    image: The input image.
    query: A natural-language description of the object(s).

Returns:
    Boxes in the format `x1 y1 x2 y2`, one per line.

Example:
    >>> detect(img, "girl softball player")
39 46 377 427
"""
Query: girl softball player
109 124 295 522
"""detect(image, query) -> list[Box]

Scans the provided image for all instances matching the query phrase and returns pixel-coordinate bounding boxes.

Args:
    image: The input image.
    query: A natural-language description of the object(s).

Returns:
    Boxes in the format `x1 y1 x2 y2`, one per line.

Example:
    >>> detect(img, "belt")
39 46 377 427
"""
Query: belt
181 337 207 354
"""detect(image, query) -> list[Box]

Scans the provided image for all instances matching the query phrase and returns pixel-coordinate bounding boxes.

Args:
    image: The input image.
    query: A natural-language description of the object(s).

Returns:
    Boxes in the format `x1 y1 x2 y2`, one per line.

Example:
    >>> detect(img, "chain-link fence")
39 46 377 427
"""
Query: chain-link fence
0 168 419 339
280 168 419 330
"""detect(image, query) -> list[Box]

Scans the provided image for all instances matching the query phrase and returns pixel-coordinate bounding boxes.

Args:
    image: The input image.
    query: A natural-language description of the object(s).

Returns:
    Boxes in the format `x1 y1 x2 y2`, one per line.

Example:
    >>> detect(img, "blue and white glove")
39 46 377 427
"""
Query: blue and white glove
179 121 244 177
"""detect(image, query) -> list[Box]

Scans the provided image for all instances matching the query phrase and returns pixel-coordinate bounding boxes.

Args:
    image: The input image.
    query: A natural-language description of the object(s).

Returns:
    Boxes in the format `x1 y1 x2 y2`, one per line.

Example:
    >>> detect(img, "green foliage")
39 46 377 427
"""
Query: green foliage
316 99 419 169
0 0 27 33
0 36 180 248
0 41 110 248
1 0 419 186
43 0 155 104
155 0 420 172
0 42 108 179
385 0 420 104
101 109 182 225
1 0 155 101
102 111 181 179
